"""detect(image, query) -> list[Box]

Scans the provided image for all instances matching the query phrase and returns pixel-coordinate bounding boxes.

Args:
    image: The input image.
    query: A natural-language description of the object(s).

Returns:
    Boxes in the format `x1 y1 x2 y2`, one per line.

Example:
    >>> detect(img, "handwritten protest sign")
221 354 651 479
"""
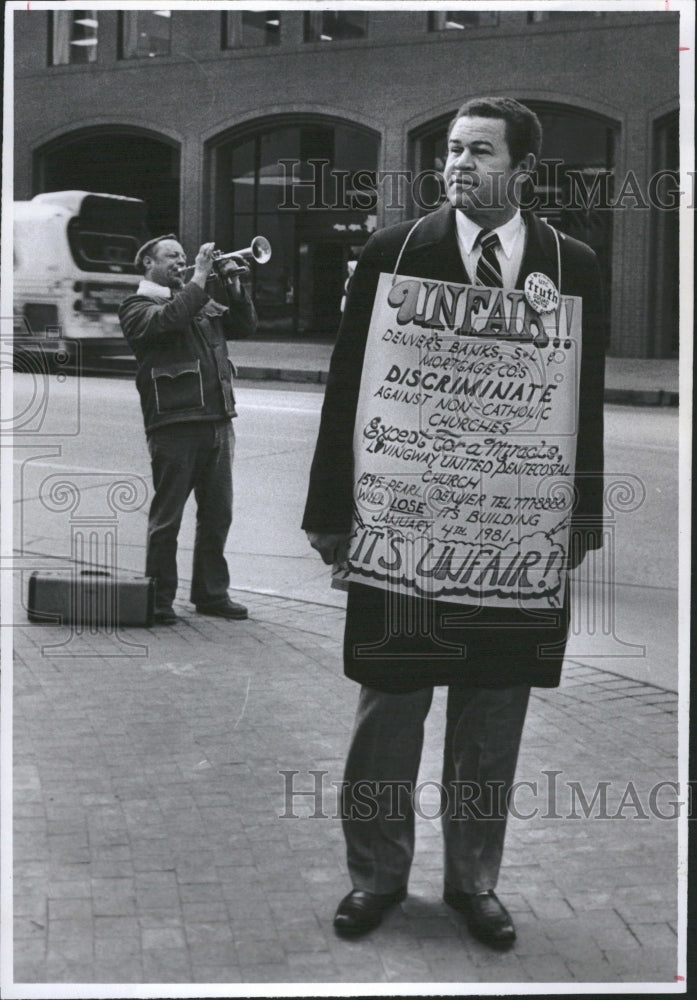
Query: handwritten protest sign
334 273 582 609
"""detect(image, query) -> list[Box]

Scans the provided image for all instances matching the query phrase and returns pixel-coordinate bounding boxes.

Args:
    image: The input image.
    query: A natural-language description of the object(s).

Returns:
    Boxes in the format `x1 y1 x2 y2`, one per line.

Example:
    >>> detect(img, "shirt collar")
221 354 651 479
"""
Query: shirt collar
137 278 172 299
455 209 524 259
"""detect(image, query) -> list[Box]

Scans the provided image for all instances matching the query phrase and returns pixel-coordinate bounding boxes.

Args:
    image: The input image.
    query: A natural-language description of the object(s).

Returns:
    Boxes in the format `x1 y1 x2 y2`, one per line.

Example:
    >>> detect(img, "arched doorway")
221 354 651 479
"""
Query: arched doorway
34 128 180 236
208 116 380 337
411 102 619 342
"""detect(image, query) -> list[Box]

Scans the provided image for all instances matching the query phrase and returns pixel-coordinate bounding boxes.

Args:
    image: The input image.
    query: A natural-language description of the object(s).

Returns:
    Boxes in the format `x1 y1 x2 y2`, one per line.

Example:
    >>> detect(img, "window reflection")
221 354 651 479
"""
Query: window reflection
223 11 280 47
120 10 171 60
429 11 499 30
304 11 368 42
527 11 605 22
50 9 98 66
213 121 378 336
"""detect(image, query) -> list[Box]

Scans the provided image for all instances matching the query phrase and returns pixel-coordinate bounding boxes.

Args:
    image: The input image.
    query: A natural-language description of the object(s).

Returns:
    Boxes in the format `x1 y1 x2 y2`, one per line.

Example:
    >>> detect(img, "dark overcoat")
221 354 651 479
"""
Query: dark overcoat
303 203 605 692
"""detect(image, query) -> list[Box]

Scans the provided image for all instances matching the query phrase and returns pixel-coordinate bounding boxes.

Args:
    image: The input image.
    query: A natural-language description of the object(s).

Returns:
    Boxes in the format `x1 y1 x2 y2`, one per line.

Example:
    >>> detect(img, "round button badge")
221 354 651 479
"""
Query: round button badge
524 272 560 314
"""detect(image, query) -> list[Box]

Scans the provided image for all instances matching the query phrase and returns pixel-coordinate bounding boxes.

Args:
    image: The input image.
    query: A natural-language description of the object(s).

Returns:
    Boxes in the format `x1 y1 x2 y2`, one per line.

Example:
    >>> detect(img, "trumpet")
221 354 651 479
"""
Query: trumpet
185 236 272 285
212 236 272 285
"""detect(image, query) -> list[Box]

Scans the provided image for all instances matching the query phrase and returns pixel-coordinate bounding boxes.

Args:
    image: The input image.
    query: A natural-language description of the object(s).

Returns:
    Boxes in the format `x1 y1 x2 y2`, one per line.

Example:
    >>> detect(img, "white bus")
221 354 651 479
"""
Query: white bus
13 190 149 364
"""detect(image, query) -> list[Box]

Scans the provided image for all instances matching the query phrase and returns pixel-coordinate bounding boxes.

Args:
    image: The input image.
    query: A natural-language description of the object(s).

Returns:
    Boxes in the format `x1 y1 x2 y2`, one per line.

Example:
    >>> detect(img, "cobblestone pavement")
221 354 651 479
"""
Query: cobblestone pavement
12 571 681 991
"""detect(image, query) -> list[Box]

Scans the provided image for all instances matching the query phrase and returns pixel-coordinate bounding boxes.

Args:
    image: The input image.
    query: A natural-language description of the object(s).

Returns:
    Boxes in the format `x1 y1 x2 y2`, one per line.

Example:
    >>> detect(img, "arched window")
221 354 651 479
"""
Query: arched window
35 129 181 236
209 118 379 336
411 101 618 339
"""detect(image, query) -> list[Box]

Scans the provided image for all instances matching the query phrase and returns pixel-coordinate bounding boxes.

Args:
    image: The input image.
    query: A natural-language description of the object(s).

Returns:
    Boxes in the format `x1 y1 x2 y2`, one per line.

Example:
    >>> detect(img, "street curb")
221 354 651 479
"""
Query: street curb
236 365 329 384
69 358 678 405
604 388 679 407
238 373 677 404
235 370 680 405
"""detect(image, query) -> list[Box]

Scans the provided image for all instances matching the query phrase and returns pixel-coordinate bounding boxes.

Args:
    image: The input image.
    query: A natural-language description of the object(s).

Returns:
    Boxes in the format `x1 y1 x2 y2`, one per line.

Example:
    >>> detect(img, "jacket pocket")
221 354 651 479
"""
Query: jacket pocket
151 360 204 414
199 300 228 319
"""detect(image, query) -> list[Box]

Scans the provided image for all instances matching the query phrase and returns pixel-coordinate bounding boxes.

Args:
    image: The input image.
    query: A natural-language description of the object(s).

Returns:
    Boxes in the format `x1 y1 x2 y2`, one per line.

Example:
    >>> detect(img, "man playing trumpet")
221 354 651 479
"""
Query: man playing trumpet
119 237 257 624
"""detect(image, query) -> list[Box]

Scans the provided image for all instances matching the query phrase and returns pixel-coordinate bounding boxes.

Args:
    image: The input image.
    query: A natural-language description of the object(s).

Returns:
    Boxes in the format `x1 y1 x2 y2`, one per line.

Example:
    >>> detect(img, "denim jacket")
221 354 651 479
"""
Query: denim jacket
119 281 257 435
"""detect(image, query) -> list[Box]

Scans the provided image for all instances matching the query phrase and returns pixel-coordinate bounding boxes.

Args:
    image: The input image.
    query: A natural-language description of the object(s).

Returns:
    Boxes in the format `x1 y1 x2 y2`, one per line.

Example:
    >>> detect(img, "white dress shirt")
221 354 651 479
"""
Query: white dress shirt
454 210 526 289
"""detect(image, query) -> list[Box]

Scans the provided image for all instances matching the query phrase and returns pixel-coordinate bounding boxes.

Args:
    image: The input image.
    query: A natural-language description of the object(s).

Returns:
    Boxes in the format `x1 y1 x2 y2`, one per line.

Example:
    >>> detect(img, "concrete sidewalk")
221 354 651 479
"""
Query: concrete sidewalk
108 339 681 406
12 555 680 990
230 342 680 406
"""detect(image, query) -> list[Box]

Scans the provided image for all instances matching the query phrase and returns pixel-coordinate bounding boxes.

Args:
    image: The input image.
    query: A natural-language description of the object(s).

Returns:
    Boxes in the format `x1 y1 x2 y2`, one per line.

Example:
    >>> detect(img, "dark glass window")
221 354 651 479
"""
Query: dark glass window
414 104 617 342
213 120 379 336
39 134 180 236
429 11 499 30
119 10 172 59
223 11 281 48
49 9 98 65
527 11 605 22
303 11 368 42
67 223 143 274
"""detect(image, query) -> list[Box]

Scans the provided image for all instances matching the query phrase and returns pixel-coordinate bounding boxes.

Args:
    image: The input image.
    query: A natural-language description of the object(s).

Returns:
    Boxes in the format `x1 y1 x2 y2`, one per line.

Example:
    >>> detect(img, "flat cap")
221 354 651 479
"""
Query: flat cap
134 233 179 268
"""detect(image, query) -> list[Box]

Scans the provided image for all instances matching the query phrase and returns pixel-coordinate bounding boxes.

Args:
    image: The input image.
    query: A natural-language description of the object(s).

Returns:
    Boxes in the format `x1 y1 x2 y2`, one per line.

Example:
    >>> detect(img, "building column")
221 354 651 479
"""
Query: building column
281 11 305 46
380 123 411 231
178 136 203 255
17 143 34 200
610 109 652 357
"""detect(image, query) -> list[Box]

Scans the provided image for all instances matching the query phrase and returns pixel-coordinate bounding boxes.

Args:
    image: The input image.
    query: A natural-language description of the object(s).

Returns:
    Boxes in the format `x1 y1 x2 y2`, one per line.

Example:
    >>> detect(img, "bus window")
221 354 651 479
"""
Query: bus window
65 192 148 273
67 219 142 272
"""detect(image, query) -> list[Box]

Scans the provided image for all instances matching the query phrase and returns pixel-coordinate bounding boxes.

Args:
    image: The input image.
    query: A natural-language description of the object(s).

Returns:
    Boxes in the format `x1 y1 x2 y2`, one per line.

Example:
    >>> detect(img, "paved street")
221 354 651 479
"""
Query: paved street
8 374 683 992
12 375 680 690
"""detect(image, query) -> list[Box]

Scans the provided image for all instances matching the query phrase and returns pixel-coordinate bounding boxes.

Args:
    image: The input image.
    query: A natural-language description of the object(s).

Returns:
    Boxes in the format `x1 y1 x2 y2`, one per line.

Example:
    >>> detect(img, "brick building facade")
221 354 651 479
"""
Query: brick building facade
13 8 680 355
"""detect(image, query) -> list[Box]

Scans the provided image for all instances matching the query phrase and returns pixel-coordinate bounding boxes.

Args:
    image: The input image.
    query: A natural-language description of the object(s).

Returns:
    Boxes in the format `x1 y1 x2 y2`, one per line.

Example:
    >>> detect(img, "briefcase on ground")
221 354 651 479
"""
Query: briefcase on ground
27 569 155 627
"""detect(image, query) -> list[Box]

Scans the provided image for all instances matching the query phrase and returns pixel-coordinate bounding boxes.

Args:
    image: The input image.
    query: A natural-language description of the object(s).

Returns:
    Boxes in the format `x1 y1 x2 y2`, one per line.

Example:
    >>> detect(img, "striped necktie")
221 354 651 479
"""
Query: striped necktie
475 229 503 288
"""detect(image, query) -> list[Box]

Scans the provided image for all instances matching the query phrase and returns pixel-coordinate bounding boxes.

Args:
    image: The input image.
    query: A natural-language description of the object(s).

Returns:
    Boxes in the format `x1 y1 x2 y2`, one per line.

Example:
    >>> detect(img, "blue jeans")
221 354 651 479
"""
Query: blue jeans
146 420 235 610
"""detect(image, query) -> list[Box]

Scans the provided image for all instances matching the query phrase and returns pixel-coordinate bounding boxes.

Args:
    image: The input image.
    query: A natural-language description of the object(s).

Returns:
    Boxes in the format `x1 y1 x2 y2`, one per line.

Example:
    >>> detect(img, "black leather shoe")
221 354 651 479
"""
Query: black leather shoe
152 608 179 624
444 887 516 949
333 887 407 937
195 599 248 620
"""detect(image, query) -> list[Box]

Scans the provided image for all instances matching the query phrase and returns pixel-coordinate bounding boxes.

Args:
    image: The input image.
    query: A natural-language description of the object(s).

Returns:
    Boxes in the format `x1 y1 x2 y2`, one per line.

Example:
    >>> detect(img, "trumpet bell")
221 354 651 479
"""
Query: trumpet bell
249 236 272 264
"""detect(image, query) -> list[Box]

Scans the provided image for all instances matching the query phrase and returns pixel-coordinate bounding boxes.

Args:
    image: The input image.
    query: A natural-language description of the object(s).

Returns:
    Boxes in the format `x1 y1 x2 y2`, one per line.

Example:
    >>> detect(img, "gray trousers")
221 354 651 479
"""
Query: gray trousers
342 683 531 894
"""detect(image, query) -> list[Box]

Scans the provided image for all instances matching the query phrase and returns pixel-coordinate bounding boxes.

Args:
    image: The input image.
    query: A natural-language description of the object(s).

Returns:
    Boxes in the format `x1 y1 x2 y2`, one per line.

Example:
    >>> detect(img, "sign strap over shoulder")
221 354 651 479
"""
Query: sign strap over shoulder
542 217 563 297
391 216 428 285
553 223 562 297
